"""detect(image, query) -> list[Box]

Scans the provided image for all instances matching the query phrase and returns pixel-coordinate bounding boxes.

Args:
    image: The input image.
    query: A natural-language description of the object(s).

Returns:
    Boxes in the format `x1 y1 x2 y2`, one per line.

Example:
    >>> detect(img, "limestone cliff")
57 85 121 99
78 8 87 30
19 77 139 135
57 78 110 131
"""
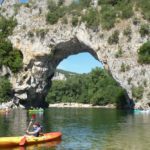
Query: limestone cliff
0 0 149 108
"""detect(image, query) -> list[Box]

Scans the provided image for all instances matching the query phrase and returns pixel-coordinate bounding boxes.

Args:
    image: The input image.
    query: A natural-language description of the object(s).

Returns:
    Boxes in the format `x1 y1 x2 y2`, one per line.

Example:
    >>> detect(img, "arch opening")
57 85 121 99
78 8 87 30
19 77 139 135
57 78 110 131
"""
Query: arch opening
18 38 132 109
57 52 103 74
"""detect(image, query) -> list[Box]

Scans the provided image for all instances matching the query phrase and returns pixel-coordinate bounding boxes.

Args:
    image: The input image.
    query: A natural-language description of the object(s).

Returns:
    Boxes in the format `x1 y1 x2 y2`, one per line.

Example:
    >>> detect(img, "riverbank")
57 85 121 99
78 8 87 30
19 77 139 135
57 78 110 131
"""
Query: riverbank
49 103 116 108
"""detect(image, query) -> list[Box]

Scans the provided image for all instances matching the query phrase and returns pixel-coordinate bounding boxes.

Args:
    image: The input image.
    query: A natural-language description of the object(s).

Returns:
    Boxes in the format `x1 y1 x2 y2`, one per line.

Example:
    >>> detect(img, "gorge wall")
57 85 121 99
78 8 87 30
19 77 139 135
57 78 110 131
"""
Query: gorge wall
0 0 149 108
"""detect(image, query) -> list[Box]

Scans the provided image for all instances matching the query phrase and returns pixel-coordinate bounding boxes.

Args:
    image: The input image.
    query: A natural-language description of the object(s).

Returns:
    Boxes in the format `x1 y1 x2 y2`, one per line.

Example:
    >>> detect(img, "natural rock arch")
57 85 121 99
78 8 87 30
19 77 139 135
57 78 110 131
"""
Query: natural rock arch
13 38 101 108
0 0 149 108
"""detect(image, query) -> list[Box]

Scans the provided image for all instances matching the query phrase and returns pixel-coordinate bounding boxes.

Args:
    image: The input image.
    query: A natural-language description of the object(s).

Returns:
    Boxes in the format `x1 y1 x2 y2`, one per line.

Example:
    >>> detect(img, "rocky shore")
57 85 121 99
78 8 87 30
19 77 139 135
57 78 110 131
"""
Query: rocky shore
0 101 25 110
49 103 115 108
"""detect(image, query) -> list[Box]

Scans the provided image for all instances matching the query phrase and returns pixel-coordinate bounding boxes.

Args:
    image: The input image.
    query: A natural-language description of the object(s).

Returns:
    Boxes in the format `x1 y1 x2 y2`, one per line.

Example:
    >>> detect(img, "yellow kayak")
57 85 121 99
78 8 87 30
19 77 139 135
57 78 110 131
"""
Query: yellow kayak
0 132 62 147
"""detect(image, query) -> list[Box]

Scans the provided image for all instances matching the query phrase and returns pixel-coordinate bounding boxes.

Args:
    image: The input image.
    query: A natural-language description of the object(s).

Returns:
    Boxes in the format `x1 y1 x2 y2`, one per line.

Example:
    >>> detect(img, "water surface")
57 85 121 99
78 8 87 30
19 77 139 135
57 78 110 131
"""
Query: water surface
0 108 150 150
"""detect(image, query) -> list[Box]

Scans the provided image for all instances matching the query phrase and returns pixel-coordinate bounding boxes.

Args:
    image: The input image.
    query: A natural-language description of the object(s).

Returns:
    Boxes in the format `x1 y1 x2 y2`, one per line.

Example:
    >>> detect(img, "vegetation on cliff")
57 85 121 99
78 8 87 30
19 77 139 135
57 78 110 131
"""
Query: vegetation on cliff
138 41 150 64
0 39 23 73
46 0 150 30
46 68 127 108
0 16 23 73
0 77 12 103
0 16 17 39
0 16 22 102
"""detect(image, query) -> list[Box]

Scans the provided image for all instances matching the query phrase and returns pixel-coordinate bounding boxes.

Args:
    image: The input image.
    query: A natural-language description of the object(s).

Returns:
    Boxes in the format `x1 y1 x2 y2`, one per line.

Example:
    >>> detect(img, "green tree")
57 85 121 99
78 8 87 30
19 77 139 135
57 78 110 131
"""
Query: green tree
0 77 12 102
0 16 17 38
138 41 150 64
46 68 127 108
0 39 23 73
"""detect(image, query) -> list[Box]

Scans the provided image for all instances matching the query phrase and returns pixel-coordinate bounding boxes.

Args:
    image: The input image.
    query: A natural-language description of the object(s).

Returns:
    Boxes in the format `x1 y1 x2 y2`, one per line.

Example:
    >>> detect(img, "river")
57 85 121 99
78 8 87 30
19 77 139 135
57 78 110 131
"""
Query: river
0 108 150 150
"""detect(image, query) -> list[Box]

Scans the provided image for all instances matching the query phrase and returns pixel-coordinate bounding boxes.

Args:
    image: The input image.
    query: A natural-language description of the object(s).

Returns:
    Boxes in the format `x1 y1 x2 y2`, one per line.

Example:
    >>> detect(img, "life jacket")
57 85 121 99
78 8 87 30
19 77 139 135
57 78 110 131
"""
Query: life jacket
33 126 42 137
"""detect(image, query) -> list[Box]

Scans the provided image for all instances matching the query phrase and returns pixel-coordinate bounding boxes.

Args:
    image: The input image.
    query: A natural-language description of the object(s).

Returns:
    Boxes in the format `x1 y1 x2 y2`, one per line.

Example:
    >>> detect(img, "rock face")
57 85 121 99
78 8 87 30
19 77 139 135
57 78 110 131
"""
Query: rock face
0 0 149 108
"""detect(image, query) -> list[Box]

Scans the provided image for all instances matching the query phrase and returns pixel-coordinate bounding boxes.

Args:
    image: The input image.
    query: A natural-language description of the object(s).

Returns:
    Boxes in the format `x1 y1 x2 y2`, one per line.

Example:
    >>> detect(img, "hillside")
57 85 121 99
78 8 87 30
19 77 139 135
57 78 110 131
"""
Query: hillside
52 69 79 80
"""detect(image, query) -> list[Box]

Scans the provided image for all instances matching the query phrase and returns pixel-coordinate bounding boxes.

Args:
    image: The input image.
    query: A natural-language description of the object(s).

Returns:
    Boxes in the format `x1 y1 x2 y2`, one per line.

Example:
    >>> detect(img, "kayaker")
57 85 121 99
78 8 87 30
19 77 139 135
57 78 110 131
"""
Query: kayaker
26 122 42 137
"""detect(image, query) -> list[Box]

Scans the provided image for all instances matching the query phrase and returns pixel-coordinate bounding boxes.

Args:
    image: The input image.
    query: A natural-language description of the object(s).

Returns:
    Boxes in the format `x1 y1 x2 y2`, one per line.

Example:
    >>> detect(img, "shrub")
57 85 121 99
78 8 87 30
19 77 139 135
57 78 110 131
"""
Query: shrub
137 0 150 21
0 16 17 38
128 77 132 84
36 29 48 39
115 46 123 58
72 16 78 26
47 6 66 24
82 8 100 29
13 3 22 15
120 63 130 72
120 3 133 19
47 0 57 11
120 63 126 72
100 5 116 30
80 0 91 8
58 0 65 6
6 49 23 73
123 26 132 41
139 24 150 37
0 39 23 73
138 41 150 64
27 31 34 38
0 77 12 103
98 0 123 6
132 85 144 99
62 16 68 24
108 30 119 44
133 17 140 25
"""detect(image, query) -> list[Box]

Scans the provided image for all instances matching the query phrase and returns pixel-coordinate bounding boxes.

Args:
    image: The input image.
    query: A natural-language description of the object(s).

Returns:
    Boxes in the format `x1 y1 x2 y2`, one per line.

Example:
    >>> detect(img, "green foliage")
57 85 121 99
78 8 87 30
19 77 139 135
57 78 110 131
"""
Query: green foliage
120 63 130 72
138 41 150 64
58 0 65 6
45 0 149 30
98 0 123 6
136 0 150 21
139 24 150 37
123 26 132 41
27 31 34 38
108 30 119 44
0 16 17 39
0 16 22 73
0 39 23 73
128 77 132 84
6 49 23 73
46 68 127 108
120 63 125 72
36 29 48 39
132 85 144 100
82 8 100 29
115 47 123 58
47 6 66 24
72 16 78 27
117 1 133 19
80 0 91 7
0 77 12 103
99 0 133 29
132 17 140 25
47 0 58 11
100 5 116 30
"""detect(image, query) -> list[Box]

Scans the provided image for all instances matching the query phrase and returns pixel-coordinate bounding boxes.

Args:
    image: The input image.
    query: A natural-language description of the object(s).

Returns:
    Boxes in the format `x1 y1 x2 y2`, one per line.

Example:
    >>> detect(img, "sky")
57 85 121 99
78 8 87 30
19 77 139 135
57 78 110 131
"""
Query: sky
57 52 103 74
20 0 28 3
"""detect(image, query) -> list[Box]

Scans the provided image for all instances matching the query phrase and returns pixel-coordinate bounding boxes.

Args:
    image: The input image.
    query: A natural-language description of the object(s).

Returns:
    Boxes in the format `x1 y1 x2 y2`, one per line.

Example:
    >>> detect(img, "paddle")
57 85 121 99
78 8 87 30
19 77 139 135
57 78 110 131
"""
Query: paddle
19 114 36 146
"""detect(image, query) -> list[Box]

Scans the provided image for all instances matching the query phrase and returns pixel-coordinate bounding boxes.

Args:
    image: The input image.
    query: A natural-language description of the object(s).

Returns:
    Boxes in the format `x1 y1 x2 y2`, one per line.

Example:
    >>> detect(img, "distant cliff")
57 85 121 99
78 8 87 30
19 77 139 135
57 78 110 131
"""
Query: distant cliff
0 0 149 108
52 69 78 80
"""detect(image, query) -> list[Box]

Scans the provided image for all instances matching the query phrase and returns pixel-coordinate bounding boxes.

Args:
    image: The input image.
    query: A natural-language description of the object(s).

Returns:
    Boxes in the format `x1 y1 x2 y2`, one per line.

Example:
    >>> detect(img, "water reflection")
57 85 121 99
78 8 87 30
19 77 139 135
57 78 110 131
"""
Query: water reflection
1 108 150 150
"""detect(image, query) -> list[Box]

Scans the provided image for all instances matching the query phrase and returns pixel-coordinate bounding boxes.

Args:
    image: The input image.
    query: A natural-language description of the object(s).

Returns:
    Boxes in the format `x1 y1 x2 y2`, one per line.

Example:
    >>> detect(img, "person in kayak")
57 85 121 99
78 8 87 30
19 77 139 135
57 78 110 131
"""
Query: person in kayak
26 122 42 137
